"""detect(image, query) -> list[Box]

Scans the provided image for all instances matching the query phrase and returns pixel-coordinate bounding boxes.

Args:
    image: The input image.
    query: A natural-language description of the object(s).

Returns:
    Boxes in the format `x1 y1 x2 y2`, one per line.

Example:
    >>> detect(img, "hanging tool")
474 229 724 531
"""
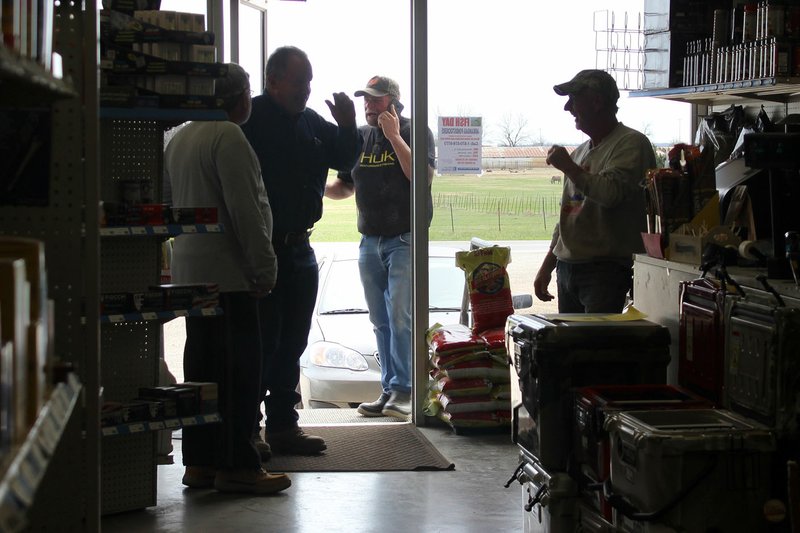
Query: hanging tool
787 231 800 286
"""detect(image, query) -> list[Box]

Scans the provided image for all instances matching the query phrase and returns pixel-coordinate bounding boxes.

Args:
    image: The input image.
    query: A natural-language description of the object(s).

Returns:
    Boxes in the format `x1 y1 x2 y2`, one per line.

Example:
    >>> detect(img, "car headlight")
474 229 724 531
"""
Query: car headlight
308 342 369 371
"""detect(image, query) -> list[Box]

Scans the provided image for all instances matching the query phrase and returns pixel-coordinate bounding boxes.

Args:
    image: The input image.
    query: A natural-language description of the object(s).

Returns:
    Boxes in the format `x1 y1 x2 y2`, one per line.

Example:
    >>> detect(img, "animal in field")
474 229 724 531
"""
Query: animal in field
550 175 562 184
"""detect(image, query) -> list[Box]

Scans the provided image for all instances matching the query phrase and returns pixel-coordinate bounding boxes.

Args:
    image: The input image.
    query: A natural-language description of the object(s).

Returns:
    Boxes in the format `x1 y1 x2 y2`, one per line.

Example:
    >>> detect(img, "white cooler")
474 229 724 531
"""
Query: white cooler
518 452 578 533
605 409 776 533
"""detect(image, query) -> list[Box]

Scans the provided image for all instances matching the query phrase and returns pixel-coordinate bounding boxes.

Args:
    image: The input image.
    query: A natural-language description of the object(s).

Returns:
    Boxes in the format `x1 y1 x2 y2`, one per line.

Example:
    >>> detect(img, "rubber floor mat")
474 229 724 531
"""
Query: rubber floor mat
263 423 455 472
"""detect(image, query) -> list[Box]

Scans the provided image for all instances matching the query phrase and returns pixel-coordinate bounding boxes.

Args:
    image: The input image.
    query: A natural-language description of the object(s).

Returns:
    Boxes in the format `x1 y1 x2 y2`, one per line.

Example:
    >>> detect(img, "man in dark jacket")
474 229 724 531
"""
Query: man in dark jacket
241 46 361 456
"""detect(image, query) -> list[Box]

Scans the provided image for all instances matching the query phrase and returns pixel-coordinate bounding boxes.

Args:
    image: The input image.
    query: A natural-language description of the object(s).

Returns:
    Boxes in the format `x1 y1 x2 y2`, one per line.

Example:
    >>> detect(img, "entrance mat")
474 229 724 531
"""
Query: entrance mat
265 423 455 472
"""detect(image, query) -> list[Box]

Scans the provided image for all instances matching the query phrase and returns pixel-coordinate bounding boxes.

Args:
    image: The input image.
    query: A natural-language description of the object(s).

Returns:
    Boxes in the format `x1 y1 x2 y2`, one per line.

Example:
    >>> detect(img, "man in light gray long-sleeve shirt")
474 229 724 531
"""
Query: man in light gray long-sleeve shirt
534 69 656 313
164 63 290 495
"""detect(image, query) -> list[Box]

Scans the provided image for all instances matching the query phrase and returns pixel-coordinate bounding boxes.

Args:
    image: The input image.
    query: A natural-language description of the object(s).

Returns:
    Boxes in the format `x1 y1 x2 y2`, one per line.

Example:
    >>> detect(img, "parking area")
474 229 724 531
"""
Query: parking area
162 239 556 383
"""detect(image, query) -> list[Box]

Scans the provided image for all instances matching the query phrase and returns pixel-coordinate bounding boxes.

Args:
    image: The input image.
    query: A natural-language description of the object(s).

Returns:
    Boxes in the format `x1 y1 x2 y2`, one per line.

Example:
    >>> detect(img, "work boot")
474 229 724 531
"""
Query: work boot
357 392 391 417
253 432 272 462
182 466 217 489
382 390 411 419
213 468 291 495
267 427 327 455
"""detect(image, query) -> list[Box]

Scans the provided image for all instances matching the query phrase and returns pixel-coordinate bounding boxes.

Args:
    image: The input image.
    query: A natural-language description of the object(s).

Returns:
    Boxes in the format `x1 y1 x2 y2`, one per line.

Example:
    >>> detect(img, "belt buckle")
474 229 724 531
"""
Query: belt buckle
283 229 310 245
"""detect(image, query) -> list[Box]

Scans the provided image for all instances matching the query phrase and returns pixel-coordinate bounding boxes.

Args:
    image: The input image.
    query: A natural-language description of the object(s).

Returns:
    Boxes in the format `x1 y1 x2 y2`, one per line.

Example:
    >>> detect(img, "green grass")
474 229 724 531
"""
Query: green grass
312 169 563 242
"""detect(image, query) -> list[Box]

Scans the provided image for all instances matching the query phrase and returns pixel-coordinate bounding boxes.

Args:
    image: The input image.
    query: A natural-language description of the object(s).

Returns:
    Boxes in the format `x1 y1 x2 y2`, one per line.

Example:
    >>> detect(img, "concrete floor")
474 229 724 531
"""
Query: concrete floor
100 421 525 532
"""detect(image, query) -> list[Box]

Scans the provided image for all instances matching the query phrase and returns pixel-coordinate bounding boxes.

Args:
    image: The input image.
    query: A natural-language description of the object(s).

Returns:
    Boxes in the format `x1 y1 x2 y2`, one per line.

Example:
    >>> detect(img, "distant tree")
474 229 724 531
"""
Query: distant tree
497 113 530 147
641 122 666 168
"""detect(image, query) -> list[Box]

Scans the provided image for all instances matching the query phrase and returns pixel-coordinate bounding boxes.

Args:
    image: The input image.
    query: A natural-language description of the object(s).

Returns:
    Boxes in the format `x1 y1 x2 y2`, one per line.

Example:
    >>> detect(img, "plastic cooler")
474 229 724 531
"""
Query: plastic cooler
724 290 800 432
505 314 670 471
573 384 712 520
605 408 775 533
678 277 730 404
518 449 579 533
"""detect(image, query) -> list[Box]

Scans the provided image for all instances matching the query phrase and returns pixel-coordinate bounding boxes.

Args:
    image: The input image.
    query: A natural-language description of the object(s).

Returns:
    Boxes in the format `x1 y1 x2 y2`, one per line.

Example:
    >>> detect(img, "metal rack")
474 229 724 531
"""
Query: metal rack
0 1 101 530
98 108 228 515
594 9 645 91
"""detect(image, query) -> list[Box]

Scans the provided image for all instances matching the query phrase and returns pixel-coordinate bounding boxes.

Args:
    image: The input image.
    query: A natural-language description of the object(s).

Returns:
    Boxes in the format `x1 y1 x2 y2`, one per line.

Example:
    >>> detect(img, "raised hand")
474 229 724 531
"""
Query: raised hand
325 92 356 128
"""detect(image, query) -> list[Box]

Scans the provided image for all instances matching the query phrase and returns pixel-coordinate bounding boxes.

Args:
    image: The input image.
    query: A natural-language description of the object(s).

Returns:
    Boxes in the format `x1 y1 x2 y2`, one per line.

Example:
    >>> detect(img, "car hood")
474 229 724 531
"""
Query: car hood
314 310 463 355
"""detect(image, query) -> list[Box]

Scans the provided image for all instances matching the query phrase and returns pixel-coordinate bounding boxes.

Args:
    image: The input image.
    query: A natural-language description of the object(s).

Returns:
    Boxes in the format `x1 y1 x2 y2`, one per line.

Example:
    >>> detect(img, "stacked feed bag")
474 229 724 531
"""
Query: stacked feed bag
426 323 511 431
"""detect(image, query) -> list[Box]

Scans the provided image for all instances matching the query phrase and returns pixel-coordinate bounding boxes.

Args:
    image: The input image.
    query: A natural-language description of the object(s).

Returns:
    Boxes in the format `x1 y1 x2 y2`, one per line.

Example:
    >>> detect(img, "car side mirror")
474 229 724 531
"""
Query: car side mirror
512 294 533 310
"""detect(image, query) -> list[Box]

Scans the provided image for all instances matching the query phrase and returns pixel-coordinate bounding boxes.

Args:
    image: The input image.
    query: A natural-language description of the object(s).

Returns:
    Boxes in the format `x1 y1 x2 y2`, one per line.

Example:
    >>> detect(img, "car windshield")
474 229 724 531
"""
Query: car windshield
318 256 465 314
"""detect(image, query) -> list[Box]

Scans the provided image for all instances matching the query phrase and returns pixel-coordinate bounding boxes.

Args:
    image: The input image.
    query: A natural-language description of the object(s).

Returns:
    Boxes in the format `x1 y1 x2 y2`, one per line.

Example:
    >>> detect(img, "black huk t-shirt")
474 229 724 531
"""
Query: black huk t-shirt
339 118 433 237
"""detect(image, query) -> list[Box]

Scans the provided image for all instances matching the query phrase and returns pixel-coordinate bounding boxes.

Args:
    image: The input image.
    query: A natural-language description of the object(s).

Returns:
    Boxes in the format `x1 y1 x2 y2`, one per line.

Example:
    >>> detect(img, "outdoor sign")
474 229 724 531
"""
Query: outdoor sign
437 116 482 175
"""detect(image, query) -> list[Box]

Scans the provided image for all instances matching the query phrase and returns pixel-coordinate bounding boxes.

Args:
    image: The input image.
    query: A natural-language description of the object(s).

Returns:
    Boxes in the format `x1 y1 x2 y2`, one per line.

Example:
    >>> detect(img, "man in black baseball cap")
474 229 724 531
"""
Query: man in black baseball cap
534 68 656 314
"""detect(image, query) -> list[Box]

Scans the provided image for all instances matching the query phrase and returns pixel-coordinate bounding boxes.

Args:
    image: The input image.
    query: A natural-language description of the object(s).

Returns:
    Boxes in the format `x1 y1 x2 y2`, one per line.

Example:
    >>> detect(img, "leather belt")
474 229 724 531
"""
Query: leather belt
274 229 312 246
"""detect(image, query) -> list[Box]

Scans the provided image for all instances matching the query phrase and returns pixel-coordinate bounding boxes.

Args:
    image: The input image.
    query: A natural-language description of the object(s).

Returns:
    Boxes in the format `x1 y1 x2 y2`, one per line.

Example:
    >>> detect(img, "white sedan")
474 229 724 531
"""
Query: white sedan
299 244 467 409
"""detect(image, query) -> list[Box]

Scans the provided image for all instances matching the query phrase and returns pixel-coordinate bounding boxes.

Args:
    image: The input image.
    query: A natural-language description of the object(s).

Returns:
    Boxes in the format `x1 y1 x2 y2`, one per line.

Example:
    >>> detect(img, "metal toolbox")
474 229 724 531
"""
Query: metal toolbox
678 277 730 404
724 290 800 432
606 408 775 533
573 384 711 520
506 314 670 471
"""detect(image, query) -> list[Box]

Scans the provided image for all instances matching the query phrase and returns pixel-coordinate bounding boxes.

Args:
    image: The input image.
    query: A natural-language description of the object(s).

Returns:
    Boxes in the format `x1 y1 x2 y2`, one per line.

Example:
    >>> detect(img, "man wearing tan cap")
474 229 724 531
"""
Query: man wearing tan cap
534 69 656 313
326 75 435 418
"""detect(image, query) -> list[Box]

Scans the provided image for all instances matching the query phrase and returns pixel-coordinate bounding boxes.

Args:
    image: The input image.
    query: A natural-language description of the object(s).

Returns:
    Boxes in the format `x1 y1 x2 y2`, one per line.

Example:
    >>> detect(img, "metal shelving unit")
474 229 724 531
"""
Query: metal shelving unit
0 1 101 531
102 412 221 437
98 106 227 514
630 76 800 104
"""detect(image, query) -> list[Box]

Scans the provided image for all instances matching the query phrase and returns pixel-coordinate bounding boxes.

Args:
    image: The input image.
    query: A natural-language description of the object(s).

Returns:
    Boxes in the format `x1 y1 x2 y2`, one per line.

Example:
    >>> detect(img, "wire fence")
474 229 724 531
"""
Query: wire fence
433 192 561 216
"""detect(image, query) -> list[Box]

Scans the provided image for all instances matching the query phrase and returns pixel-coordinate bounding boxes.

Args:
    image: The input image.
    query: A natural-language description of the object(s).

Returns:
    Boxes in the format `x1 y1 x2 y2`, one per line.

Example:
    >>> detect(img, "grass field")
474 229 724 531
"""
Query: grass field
312 168 563 242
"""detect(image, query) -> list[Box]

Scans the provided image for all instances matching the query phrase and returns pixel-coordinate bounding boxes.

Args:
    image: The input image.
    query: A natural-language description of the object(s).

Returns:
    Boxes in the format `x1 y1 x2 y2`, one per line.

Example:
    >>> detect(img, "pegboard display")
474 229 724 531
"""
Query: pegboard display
100 238 161 294
101 433 157 515
101 322 159 402
100 119 164 202
98 113 165 514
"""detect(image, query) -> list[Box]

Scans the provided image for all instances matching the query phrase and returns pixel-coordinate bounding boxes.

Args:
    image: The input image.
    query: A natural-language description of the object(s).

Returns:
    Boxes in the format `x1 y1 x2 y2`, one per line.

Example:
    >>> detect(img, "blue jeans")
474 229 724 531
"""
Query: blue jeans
358 233 412 394
556 260 632 313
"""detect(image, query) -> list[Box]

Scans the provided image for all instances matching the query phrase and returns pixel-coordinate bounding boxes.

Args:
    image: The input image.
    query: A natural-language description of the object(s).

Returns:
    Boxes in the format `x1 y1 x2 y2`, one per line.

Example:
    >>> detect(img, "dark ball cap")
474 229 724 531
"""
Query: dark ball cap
553 69 619 104
354 75 400 99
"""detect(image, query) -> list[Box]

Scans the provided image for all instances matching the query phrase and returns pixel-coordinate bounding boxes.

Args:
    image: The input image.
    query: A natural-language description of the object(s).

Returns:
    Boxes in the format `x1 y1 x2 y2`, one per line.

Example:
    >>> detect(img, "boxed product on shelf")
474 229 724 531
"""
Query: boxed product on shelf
1 341 14 454
0 237 49 422
149 283 219 310
101 46 227 76
189 44 216 63
100 9 214 47
133 10 205 32
182 382 218 413
138 204 171 225
187 77 214 96
102 0 161 12
100 402 125 426
99 81 225 109
170 206 218 224
100 293 135 314
132 291 163 312
121 400 155 422
120 179 154 205
0 257 30 442
137 386 182 417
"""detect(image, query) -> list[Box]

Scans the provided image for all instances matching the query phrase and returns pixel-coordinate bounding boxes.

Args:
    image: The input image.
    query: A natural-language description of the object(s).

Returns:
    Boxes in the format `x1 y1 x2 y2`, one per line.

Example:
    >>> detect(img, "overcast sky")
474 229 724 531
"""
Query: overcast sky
263 0 692 145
